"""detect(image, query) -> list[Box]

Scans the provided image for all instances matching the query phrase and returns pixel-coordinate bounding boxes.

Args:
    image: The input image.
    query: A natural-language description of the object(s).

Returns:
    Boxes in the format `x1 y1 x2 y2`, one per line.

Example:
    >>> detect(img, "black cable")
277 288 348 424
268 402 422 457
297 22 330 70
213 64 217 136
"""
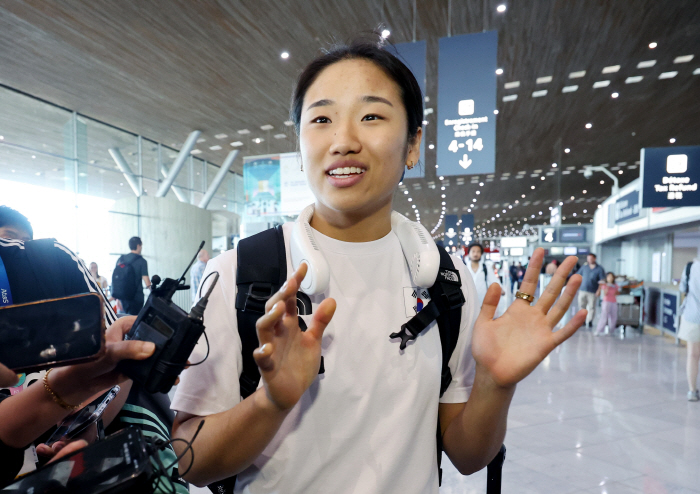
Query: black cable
186 330 210 367
166 419 205 478
197 270 220 300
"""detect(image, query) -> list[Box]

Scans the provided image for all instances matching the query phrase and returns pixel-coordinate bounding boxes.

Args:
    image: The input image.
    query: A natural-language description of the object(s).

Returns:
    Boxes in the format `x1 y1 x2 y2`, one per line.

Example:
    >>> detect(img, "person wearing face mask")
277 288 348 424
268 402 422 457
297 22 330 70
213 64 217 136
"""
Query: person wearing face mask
171 37 587 494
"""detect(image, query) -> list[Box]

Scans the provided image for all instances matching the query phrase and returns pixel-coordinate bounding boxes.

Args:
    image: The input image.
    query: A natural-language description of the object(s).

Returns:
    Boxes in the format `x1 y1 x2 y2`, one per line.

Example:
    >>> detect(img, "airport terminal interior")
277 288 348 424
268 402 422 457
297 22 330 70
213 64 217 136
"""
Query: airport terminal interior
1 1 699 493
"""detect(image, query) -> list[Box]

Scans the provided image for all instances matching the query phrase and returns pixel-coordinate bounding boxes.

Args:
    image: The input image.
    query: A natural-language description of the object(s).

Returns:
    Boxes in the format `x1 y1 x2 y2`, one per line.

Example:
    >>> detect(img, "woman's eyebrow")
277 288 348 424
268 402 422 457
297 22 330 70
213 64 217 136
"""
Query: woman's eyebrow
306 99 334 111
362 95 393 106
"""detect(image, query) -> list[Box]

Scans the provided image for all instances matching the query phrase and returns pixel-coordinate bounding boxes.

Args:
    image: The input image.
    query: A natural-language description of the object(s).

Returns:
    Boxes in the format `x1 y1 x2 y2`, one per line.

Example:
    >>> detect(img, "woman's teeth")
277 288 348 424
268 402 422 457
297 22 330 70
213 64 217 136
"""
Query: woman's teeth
328 166 365 176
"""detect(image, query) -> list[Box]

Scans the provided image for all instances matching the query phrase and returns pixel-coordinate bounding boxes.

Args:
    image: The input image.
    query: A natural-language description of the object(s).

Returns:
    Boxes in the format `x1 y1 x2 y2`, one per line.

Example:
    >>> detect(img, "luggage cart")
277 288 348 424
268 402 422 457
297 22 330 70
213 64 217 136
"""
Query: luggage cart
616 286 643 335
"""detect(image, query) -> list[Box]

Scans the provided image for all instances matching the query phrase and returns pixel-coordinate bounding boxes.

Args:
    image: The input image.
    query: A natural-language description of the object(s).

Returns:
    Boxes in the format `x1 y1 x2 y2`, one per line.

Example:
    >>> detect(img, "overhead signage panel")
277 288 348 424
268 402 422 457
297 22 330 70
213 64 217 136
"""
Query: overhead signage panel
437 31 497 177
559 227 586 243
641 146 700 208
614 190 640 224
541 226 557 243
394 41 427 179
444 214 459 246
501 236 528 248
460 214 474 245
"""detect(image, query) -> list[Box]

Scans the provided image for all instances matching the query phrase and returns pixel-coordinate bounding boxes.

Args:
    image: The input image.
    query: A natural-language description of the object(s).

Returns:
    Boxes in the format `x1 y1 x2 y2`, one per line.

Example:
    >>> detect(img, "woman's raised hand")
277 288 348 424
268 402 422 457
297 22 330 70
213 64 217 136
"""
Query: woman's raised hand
254 263 336 411
471 248 586 389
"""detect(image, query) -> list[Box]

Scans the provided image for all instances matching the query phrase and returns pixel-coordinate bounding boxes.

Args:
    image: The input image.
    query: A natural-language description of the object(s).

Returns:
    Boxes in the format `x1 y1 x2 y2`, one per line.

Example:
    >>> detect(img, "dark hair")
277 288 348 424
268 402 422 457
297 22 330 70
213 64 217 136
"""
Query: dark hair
128 236 142 251
606 271 615 278
467 242 484 255
0 206 33 239
290 37 424 146
588 253 597 258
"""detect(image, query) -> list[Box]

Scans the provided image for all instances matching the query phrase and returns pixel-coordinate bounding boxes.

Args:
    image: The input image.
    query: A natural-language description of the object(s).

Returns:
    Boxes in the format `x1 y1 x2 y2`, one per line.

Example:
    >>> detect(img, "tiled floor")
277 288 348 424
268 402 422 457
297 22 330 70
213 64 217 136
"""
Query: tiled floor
440 328 700 494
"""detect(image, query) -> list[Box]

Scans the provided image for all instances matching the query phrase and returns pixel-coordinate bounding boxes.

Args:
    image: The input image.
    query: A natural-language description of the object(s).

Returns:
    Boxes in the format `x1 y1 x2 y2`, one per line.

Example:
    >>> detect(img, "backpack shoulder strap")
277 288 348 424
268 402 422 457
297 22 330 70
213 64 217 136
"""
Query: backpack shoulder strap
686 261 693 294
23 238 65 300
234 226 286 399
482 262 489 286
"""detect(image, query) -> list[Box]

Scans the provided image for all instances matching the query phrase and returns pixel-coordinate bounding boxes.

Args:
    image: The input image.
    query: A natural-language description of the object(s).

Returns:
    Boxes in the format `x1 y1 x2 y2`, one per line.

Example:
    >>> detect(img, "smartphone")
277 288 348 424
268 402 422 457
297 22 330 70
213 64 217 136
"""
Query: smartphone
0 293 105 373
2 427 152 494
45 385 120 446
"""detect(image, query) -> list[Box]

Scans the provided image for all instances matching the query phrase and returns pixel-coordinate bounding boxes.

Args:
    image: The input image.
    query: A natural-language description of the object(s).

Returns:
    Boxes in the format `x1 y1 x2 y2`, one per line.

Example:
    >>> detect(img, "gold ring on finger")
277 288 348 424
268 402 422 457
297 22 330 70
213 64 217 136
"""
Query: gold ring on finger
515 291 535 303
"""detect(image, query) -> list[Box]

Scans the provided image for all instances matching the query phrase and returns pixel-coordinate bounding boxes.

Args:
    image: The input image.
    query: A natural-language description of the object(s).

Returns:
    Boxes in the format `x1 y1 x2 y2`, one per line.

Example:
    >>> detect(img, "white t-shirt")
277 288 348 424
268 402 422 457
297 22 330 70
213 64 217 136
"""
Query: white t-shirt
172 224 478 494
468 260 501 308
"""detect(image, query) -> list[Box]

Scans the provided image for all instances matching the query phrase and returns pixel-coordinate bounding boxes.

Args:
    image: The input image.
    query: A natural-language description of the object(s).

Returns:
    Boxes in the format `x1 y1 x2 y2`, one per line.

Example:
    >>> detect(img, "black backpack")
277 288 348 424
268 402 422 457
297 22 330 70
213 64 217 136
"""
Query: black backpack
111 255 138 300
207 226 466 493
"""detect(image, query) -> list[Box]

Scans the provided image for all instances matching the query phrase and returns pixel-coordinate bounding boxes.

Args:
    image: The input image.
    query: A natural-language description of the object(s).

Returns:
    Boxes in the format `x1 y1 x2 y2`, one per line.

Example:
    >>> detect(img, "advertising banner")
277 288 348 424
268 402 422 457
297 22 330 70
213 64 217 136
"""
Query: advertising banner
460 214 474 245
444 215 460 246
641 146 700 208
437 31 497 177
244 152 314 217
394 41 426 179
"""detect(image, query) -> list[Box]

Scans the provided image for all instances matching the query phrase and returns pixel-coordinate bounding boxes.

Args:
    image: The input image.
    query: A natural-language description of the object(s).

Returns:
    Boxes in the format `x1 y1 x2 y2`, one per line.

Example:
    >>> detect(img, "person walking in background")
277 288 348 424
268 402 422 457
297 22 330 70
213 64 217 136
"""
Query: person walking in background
576 253 606 327
466 242 504 309
679 257 700 401
595 272 619 335
190 248 210 303
545 259 559 276
112 236 150 315
89 262 109 293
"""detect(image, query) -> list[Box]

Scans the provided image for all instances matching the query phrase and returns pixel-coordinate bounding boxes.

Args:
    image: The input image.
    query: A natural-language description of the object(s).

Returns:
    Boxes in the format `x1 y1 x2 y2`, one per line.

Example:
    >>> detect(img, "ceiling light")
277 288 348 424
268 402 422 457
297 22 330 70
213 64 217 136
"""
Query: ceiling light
254 138 264 143
637 60 656 69
599 180 604 184
404 190 409 195
532 90 547 98
585 123 592 129
601 65 620 74
381 29 391 38
694 68 700 75
618 170 623 175
552 163 557 168
422 120 429 125
494 109 499 114
540 176 545 180
504 81 520 89
214 133 228 139
658 71 678 79
496 68 503 75
441 194 446 198
197 138 206 143
429 144 435 149
496 4 506 13
531 185 535 189
502 94 518 102
625 76 643 84
238 129 250 135
190 149 202 155
281 52 290 59
674 55 694 64
274 133 287 139
260 124 274 131
439 176 444 180
670 138 676 143
209 145 222 151
592 80 610 88
521 194 525 198
230 141 244 147
649 42 657 49
583 190 587 194
476 191 480 194
565 148 570 153
536 76 553 84
284 120 295 127
569 70 586 79
611 92 619 98
562 85 578 93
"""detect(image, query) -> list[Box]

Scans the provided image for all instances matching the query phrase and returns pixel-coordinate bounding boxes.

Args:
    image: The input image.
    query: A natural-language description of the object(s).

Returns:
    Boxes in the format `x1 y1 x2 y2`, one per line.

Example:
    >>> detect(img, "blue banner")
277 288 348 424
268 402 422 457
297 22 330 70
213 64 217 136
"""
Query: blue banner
0 255 13 306
394 41 427 179
444 215 459 247
437 31 497 177
641 146 700 208
460 214 475 245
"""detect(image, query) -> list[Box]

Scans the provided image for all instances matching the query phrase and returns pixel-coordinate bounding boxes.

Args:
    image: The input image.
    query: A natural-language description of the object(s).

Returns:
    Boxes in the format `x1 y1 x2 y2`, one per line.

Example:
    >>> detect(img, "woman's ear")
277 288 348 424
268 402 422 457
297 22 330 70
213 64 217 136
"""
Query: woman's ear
407 127 422 166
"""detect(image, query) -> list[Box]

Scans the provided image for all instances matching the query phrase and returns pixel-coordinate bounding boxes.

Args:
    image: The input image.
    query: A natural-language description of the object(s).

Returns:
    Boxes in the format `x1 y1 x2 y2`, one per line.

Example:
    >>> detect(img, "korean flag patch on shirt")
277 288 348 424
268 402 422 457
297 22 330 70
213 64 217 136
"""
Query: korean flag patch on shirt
403 287 431 317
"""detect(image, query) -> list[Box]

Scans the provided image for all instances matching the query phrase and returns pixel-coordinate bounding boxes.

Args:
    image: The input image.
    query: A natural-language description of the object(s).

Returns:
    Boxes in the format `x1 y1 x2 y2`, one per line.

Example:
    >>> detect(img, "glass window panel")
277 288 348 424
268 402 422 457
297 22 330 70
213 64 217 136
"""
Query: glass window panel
84 117 138 182
141 138 160 184
0 144 70 192
0 87 73 159
86 163 137 201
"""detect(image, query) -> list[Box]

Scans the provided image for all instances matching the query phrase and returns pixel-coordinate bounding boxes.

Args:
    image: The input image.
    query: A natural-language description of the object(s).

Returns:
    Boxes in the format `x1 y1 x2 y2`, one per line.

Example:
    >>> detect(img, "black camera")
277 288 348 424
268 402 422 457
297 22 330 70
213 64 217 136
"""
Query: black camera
117 241 218 394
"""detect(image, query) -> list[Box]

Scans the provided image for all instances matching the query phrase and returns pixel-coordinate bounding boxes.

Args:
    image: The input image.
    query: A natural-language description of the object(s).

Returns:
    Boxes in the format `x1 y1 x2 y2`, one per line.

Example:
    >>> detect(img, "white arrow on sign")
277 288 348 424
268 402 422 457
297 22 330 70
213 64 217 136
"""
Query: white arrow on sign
459 153 472 169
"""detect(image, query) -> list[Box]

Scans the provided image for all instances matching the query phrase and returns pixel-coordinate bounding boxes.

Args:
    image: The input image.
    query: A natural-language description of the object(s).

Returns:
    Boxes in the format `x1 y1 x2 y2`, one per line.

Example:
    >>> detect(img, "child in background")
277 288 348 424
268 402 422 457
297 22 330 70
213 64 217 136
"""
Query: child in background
595 272 619 335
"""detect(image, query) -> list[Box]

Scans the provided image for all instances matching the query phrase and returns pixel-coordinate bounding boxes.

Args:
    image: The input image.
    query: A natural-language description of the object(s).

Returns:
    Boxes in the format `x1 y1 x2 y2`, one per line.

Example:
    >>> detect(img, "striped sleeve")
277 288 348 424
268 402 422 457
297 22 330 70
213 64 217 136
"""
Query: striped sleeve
52 241 118 327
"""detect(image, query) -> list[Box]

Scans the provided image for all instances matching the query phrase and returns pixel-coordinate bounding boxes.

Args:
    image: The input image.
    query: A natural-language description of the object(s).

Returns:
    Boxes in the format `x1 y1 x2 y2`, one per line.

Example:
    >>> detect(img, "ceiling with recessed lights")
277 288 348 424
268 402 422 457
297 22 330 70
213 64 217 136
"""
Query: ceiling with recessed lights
0 0 698 235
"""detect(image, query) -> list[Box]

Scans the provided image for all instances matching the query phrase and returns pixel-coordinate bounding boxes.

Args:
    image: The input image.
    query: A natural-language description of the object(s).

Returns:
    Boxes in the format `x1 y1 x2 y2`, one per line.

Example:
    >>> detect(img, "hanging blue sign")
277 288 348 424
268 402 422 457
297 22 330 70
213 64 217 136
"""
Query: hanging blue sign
641 146 700 208
394 41 427 179
615 190 640 224
460 214 475 245
437 31 497 177
444 215 459 246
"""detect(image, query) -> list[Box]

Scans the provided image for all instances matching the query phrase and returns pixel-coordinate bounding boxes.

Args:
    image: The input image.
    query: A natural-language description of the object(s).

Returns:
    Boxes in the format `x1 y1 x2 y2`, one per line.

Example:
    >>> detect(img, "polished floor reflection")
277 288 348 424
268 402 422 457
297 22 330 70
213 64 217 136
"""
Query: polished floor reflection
441 329 699 494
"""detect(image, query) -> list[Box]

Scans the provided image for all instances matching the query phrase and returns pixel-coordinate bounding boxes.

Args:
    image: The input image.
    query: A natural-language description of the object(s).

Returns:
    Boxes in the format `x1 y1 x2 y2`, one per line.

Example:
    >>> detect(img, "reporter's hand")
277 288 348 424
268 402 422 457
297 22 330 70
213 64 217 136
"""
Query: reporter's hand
471 248 586 389
253 263 336 411
49 316 155 403
0 362 18 387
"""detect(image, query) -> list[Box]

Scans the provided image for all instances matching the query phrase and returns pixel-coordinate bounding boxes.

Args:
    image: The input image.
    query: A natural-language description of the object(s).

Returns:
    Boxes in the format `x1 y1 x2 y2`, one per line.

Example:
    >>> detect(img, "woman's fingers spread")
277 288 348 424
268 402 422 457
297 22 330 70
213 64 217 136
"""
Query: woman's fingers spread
476 283 502 323
546 274 582 326
306 298 336 341
253 342 275 372
517 248 544 302
256 301 285 344
536 256 579 313
551 309 587 347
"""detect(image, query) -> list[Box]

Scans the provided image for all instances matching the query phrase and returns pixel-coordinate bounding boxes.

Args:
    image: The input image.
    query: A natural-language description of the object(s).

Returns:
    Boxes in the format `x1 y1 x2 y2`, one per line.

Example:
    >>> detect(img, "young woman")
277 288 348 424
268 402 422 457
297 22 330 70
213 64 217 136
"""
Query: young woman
171 39 586 493
595 272 619 335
